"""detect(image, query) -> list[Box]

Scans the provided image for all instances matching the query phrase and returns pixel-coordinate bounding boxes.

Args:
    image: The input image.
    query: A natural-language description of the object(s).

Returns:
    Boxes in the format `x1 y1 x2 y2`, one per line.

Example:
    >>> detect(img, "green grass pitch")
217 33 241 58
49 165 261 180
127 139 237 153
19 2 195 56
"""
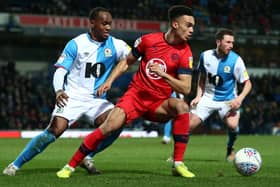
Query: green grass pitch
0 135 279 187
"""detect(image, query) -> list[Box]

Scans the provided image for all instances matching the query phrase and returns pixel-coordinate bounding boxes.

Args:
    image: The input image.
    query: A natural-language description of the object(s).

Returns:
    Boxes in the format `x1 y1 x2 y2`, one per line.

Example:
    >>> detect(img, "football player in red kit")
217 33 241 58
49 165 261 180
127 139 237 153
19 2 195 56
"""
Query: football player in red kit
57 5 195 178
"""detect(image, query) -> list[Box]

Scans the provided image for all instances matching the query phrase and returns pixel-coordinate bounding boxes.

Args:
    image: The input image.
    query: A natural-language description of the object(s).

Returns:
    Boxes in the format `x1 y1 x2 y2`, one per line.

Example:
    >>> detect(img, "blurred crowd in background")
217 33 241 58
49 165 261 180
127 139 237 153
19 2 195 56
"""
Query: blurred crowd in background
0 62 279 135
0 0 277 32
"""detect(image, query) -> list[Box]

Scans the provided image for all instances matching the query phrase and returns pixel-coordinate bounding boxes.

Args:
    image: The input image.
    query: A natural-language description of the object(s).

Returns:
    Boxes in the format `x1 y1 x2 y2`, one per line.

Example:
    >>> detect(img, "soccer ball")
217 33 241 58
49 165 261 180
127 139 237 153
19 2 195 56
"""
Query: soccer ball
234 147 262 176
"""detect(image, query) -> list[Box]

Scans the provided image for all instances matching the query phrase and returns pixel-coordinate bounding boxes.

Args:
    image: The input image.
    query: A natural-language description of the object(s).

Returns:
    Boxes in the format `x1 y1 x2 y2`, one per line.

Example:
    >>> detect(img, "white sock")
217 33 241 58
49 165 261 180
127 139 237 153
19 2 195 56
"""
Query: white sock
174 161 183 167
65 164 75 172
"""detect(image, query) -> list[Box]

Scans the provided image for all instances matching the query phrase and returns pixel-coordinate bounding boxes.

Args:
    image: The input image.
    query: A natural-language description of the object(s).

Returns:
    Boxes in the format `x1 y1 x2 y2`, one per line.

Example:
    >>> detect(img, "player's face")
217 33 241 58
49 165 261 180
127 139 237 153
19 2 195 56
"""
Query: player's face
90 11 112 42
174 15 195 42
217 35 234 56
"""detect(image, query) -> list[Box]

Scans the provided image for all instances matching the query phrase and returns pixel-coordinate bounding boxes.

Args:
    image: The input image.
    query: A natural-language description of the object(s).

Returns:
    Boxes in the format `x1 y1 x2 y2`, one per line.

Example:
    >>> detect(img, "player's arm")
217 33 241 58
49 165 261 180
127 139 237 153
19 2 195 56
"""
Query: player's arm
190 71 205 107
230 79 252 110
195 72 206 98
190 53 206 107
163 73 192 95
230 57 252 110
148 54 192 95
97 52 137 96
149 62 192 95
52 39 77 107
53 67 69 107
101 53 136 85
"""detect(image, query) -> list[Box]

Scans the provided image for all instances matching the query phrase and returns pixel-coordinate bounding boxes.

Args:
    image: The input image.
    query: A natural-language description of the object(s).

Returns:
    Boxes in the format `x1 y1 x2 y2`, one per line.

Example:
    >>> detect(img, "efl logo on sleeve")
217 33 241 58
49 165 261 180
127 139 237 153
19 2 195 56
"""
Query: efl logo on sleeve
57 54 66 64
189 57 193 68
243 70 249 79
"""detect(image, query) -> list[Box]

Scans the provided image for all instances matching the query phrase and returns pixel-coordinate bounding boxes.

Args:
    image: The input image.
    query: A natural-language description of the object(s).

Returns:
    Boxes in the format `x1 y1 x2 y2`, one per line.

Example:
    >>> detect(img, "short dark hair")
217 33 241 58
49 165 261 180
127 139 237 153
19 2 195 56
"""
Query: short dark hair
168 5 193 21
215 28 234 40
89 7 111 20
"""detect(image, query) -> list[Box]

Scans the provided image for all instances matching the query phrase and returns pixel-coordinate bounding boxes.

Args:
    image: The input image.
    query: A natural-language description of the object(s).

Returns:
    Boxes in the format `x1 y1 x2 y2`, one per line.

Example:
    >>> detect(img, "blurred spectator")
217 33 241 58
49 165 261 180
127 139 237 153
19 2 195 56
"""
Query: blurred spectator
0 0 277 30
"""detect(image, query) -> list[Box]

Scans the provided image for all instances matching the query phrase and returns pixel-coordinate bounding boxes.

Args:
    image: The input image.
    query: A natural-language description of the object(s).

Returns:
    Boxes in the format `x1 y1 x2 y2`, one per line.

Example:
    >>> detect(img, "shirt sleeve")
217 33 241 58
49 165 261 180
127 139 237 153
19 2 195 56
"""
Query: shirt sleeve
54 39 78 71
177 47 193 75
234 56 250 83
131 36 144 59
114 39 131 61
53 67 68 93
197 52 205 73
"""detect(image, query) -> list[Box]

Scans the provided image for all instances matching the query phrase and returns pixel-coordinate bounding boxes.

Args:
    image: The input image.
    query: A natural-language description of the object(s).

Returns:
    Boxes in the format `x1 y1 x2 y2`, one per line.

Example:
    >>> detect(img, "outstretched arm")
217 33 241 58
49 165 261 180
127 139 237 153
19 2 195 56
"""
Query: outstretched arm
97 53 137 96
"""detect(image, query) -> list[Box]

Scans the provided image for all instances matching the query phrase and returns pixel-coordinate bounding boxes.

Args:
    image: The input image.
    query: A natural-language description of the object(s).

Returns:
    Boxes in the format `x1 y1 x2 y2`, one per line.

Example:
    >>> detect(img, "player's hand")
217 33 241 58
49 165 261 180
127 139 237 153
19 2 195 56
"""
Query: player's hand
97 82 112 97
190 97 201 108
56 90 69 108
229 98 242 110
148 63 166 77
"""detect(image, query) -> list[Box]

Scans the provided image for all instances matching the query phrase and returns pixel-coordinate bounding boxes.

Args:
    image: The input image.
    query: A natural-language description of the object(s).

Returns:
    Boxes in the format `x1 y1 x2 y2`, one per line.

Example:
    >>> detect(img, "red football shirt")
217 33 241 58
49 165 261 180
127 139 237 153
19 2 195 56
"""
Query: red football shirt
130 32 193 99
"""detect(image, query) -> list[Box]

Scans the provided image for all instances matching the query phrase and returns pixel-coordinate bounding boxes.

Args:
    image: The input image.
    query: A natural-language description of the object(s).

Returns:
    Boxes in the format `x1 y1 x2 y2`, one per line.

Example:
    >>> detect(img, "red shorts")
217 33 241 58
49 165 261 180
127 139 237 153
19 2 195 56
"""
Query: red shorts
115 86 167 124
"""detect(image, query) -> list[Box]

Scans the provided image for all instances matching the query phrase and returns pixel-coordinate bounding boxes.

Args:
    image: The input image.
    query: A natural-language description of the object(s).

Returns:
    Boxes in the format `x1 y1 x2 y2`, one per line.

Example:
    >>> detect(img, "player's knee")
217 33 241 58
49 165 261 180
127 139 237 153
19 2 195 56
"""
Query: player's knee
94 109 112 127
225 117 239 131
189 113 202 131
47 117 68 138
176 100 189 113
227 124 238 131
100 108 126 135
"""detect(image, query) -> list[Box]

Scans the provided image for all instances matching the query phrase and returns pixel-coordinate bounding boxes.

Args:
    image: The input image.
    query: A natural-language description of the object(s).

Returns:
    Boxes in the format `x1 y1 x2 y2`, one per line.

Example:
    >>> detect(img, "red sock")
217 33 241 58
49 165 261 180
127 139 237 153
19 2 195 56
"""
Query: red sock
68 128 105 168
172 113 190 162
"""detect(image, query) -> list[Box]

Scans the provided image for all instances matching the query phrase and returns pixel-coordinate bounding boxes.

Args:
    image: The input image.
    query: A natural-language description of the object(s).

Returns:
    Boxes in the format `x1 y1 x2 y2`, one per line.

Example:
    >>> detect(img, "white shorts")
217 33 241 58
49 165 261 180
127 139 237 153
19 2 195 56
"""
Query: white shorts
52 96 114 127
191 95 239 121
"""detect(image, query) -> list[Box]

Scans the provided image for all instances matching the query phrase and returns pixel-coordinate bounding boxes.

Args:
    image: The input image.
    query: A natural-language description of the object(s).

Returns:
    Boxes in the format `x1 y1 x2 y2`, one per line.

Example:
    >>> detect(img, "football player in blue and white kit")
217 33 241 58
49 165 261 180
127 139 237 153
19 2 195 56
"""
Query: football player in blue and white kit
190 28 252 161
3 7 130 176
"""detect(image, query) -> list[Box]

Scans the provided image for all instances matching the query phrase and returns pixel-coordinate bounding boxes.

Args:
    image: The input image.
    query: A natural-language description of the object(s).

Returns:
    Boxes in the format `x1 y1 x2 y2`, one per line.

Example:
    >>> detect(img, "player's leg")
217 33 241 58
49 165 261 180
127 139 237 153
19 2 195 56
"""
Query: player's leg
189 113 203 131
79 101 121 174
224 111 240 161
190 95 215 131
161 92 178 144
153 98 195 178
162 120 172 144
56 107 126 178
3 97 87 176
81 127 123 174
3 116 67 176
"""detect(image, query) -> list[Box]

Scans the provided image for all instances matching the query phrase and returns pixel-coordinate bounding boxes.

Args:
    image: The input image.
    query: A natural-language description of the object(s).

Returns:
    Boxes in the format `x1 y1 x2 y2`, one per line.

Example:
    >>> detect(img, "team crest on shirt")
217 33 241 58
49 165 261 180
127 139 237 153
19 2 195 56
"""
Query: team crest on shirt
104 48 112 57
146 58 166 80
57 53 66 64
224 66 231 73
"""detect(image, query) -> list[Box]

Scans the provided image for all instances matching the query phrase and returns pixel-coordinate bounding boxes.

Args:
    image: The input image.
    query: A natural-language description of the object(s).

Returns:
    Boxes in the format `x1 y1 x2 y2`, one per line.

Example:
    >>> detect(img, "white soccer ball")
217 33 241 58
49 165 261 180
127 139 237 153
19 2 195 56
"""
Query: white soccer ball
234 147 262 176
